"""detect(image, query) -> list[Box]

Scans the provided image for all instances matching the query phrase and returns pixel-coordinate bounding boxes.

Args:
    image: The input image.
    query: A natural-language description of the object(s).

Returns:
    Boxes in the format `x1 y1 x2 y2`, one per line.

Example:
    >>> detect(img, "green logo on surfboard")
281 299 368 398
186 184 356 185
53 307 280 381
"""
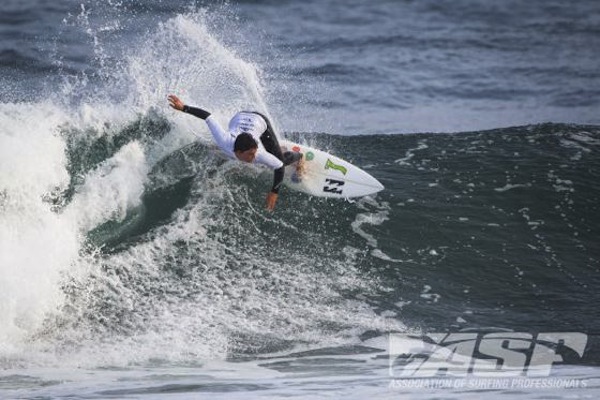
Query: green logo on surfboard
325 158 347 175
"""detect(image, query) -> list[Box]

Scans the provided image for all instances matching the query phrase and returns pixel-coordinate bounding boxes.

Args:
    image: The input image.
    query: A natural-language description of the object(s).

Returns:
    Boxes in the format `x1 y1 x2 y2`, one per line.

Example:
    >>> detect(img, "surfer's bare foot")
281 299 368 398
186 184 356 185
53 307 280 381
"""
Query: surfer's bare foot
295 156 306 176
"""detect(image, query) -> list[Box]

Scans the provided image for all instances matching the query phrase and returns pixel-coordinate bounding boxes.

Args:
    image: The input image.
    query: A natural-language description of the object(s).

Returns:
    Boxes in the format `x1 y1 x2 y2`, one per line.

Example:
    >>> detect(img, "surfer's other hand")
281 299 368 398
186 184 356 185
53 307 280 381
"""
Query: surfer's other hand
168 94 185 111
266 191 278 211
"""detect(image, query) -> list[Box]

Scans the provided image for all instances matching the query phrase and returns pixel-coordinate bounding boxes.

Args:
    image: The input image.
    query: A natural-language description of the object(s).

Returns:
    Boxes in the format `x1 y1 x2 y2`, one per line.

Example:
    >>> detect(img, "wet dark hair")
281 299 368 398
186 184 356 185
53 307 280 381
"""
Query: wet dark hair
233 133 258 153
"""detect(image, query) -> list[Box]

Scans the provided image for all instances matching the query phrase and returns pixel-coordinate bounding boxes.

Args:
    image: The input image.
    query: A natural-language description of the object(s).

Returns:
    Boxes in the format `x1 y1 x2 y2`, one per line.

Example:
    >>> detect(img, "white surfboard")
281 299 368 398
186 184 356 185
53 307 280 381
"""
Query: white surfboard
280 140 384 198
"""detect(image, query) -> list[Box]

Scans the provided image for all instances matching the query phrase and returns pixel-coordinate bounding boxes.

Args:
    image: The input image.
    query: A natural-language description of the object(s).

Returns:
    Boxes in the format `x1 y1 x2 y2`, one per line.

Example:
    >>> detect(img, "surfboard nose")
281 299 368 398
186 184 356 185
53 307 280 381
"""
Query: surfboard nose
369 176 385 193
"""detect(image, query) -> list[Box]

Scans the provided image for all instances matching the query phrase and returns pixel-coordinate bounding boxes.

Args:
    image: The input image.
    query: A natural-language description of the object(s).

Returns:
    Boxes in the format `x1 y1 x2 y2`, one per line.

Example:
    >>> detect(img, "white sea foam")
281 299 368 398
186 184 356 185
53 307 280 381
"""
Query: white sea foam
0 102 77 353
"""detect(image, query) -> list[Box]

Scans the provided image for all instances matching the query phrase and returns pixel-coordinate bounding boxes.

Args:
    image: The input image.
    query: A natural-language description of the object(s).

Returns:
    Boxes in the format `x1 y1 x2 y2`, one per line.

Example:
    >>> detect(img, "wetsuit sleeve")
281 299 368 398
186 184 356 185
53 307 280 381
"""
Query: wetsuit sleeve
270 152 302 193
253 150 285 193
182 105 210 120
271 167 285 194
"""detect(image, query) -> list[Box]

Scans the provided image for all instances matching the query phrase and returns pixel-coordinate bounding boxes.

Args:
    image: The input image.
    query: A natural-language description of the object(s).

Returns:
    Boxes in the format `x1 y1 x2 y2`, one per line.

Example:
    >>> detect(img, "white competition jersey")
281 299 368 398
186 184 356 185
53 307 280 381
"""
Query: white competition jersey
228 112 268 140
205 112 283 170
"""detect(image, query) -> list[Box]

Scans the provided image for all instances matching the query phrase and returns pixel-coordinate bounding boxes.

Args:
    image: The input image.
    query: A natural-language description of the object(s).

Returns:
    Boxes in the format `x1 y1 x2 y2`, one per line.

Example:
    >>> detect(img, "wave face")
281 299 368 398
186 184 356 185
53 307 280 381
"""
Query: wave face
0 1 599 397
2 111 599 367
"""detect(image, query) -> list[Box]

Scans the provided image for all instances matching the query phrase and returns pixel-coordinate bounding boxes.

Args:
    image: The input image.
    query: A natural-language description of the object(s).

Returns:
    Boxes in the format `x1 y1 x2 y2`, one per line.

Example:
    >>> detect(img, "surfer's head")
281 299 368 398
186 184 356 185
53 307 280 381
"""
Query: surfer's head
234 133 258 163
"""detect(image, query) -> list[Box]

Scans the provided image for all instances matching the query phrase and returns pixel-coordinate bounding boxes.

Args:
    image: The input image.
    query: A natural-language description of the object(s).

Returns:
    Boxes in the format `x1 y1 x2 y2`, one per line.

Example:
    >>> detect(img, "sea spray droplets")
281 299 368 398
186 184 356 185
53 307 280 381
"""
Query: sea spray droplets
64 141 149 233
126 13 269 121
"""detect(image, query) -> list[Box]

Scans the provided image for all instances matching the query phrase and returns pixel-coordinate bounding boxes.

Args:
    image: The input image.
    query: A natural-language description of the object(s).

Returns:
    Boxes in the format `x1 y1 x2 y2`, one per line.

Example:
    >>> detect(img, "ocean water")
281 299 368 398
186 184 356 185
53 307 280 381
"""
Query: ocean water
1 0 599 399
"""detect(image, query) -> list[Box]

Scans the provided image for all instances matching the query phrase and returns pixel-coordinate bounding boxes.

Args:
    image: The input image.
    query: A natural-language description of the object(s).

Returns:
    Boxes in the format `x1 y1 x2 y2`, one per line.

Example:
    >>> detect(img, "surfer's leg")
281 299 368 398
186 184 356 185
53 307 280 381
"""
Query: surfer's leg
259 129 284 160
282 151 302 165
286 151 305 176
254 112 303 169
252 112 284 160
263 135 302 166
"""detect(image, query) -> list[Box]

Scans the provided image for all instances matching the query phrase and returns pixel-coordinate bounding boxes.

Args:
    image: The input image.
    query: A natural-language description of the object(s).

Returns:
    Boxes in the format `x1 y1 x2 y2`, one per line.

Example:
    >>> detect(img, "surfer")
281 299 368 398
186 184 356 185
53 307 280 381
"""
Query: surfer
167 94 303 211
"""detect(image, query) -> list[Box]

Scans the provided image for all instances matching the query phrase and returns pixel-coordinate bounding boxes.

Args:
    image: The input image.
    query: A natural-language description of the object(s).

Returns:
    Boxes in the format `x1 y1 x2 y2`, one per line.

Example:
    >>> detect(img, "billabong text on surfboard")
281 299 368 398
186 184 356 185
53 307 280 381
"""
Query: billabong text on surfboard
323 178 345 194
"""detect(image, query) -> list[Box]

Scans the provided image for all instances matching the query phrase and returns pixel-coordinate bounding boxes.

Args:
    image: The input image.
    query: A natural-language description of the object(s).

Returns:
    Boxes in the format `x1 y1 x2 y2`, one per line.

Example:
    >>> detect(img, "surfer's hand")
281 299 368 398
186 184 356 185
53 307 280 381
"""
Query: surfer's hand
266 191 278 211
168 94 184 111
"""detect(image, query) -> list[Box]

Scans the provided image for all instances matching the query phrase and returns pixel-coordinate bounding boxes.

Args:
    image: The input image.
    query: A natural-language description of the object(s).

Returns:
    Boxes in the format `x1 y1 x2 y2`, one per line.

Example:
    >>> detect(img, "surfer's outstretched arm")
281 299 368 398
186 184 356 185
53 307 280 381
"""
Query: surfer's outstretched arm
168 94 211 119
168 94 234 155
